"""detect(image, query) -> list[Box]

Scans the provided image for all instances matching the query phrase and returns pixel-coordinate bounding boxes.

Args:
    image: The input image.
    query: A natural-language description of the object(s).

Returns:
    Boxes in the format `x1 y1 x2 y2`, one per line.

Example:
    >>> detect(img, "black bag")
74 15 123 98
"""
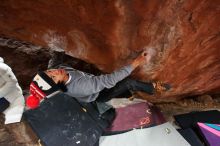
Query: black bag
24 93 115 146
178 128 204 146
174 110 220 129
0 97 10 112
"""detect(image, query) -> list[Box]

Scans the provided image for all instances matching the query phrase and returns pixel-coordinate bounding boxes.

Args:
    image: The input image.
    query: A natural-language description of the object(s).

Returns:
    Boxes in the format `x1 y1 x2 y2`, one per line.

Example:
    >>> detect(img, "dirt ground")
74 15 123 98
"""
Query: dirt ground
0 95 220 146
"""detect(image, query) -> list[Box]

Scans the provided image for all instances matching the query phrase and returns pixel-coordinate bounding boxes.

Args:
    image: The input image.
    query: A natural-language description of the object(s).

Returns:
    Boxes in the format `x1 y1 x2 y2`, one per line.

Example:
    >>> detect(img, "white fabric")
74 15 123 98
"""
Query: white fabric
0 57 3 63
99 122 190 146
0 57 25 124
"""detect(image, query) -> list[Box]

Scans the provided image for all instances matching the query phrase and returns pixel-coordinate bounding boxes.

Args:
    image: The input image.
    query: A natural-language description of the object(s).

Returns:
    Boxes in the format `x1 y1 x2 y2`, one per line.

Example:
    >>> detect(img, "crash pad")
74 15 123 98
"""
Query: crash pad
174 110 220 129
99 122 190 146
178 128 204 146
106 102 166 133
197 122 220 146
24 93 110 146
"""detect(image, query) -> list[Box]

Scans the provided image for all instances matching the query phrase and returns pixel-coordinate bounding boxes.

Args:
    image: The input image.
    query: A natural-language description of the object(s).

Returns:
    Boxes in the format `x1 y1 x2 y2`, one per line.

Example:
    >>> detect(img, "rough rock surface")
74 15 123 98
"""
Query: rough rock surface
0 37 102 91
0 0 220 99
0 1 220 145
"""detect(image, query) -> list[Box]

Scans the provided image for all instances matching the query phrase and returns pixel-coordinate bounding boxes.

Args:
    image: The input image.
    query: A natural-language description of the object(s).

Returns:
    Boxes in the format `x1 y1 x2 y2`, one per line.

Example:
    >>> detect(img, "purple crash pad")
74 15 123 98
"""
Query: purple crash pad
106 102 166 132
197 122 220 146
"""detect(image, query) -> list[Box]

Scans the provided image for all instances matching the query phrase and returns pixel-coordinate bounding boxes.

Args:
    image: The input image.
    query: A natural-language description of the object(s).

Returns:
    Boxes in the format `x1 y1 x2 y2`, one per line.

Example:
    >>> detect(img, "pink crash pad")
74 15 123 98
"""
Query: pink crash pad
106 102 166 132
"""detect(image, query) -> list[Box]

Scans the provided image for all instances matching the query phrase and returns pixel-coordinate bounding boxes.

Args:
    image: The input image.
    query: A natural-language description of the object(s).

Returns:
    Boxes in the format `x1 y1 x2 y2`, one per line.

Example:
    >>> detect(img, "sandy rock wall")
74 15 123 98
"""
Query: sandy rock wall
0 0 219 99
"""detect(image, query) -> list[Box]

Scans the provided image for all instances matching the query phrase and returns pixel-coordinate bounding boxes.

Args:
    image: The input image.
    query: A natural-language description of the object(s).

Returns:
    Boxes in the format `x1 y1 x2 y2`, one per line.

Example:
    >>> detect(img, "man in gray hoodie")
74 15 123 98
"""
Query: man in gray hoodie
52 51 170 101
26 52 170 109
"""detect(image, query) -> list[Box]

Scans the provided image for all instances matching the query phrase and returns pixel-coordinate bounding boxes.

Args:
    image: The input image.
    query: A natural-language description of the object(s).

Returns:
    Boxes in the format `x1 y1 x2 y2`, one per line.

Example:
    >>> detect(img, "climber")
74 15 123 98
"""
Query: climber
0 57 25 124
26 51 171 109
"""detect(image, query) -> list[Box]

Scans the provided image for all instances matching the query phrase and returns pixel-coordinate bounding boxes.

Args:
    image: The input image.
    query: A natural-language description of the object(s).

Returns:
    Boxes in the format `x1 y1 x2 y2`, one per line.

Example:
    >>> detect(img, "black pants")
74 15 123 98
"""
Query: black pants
96 78 154 102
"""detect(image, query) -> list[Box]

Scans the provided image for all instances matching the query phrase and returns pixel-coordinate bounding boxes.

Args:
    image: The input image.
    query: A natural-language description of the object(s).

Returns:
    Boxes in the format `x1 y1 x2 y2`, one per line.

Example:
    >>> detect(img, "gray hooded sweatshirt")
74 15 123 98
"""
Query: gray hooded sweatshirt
60 65 134 102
